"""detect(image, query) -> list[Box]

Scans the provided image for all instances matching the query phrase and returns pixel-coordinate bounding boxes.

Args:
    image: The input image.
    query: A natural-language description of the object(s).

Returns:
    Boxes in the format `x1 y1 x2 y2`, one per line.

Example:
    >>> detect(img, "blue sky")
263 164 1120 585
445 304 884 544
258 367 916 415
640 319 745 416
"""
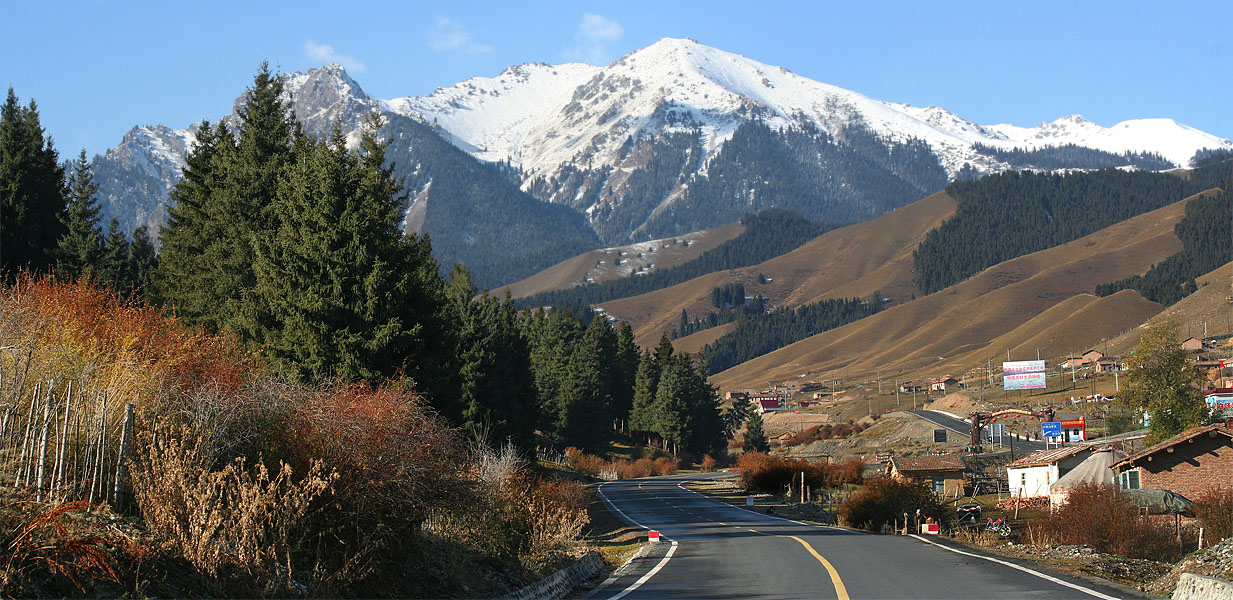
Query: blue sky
6 1 1231 159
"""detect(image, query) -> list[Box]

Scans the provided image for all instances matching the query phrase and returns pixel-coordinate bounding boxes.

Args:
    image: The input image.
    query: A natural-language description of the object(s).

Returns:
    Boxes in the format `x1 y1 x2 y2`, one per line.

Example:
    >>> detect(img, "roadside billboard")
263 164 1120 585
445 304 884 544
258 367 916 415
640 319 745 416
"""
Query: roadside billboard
1042 419 1086 442
1003 360 1047 391
1207 393 1233 418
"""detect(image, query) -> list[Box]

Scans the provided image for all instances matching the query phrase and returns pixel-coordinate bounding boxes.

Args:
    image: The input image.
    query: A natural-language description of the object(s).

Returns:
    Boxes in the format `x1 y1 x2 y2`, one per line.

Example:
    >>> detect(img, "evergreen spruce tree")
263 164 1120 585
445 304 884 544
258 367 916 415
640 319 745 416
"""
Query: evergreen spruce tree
526 310 582 438
612 321 639 431
244 117 457 398
157 64 293 329
684 357 725 456
744 413 769 452
654 356 691 454
154 120 232 311
448 265 537 449
100 218 130 289
629 351 662 444
1 88 66 275
55 148 103 280
555 318 615 452
127 225 157 292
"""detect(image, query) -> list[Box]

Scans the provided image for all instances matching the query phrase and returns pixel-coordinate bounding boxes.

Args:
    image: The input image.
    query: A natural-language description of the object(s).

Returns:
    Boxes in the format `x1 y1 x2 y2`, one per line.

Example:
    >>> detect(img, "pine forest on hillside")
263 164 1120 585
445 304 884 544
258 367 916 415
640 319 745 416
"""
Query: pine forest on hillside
1096 185 1232 306
912 162 1233 296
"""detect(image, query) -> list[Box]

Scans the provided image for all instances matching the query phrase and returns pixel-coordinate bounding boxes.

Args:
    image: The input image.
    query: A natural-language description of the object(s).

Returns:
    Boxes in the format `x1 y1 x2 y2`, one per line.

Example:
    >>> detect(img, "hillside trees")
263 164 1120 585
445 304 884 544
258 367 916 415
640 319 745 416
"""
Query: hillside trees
703 294 882 374
516 208 827 312
1096 187 1231 306
1 88 66 275
912 167 1225 295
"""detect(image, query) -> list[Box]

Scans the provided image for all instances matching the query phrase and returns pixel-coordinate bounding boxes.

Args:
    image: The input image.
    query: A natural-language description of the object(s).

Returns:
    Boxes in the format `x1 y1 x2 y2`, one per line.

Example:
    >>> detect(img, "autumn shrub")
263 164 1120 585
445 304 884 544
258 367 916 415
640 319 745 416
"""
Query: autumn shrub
0 275 258 422
653 456 680 475
783 421 868 447
824 458 865 486
1193 487 1233 543
283 383 464 582
129 432 335 594
700 454 718 472
565 447 607 477
615 458 654 479
1037 482 1178 560
838 477 946 531
735 452 827 493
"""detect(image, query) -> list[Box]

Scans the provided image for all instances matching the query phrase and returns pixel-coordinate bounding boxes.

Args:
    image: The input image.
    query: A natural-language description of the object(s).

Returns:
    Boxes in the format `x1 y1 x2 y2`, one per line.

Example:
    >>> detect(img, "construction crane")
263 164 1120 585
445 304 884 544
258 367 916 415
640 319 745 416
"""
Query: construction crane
968 407 1055 447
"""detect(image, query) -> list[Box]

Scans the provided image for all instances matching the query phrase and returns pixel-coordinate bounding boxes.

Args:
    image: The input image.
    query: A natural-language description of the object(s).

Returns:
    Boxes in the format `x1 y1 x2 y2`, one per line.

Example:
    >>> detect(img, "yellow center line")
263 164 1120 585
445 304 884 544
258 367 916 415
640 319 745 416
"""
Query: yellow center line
736 527 848 600
788 535 849 600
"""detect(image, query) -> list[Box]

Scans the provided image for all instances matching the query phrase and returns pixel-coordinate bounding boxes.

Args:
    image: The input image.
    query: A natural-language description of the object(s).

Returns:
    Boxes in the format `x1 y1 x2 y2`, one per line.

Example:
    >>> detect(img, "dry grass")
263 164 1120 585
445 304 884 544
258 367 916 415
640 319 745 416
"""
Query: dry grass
603 191 956 346
711 195 1190 392
129 432 335 593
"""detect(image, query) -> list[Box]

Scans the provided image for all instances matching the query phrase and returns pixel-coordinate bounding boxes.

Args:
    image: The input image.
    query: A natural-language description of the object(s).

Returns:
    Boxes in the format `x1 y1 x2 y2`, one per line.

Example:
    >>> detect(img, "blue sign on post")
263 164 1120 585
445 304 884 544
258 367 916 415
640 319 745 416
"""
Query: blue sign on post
1040 421 1062 438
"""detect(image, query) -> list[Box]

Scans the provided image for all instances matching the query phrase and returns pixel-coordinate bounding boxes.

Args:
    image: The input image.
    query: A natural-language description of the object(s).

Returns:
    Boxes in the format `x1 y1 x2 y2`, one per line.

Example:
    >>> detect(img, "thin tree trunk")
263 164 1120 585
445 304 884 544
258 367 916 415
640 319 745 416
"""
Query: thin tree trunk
53 380 73 499
15 381 39 488
35 383 53 501
114 403 134 510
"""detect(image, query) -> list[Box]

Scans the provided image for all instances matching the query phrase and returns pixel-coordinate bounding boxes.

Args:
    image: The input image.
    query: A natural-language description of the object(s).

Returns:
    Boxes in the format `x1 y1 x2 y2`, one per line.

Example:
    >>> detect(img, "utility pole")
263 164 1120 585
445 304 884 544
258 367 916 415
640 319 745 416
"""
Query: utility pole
878 370 882 395
1036 348 1040 361
895 378 900 407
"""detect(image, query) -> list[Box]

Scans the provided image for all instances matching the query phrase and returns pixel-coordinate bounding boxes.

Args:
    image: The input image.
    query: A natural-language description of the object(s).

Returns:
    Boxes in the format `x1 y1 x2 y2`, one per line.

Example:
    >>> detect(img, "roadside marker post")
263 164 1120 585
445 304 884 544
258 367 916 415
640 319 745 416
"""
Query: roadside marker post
648 530 661 543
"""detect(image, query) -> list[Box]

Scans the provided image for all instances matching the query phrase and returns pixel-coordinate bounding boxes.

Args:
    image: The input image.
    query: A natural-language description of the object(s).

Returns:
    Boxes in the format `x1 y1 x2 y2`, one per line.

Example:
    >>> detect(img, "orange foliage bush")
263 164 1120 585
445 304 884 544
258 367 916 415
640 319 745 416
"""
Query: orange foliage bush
285 383 462 527
839 477 945 531
783 421 866 447
735 452 862 492
653 456 680 475
700 455 718 472
1037 482 1179 560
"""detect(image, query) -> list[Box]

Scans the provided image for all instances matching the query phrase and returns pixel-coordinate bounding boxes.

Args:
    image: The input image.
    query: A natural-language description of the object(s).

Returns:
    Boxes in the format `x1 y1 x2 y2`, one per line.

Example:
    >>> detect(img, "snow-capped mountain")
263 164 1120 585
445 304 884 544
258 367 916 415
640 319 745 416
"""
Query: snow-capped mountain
391 37 1228 179
93 38 1231 285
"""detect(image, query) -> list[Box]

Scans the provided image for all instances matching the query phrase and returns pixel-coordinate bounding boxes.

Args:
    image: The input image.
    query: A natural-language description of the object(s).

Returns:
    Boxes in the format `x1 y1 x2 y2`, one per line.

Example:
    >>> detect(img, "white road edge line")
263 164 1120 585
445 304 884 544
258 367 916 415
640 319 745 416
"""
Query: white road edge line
607 540 678 600
909 535 1120 600
596 481 678 600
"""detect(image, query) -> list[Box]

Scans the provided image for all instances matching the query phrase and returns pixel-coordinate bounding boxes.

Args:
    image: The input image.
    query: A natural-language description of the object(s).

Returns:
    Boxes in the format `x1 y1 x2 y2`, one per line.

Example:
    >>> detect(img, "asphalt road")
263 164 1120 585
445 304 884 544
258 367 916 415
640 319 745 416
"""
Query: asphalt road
590 474 1137 599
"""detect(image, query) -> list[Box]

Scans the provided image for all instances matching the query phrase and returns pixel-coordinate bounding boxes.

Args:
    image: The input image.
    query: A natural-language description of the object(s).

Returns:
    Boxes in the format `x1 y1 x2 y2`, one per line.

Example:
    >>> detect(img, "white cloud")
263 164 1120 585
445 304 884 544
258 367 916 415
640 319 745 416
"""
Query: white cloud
304 40 366 73
567 13 624 64
428 17 493 54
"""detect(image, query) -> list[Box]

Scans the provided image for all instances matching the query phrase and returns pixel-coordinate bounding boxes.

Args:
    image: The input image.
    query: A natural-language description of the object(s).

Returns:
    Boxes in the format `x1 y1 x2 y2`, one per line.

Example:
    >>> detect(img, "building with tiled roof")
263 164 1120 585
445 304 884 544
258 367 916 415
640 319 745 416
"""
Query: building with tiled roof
1005 445 1099 498
1110 423 1233 500
888 455 966 497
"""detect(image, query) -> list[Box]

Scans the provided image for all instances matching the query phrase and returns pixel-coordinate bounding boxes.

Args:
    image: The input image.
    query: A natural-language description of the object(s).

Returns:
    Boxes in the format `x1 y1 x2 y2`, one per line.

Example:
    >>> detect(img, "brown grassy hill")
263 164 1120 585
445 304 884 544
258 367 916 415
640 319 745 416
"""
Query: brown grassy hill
672 322 736 355
1103 260 1233 356
603 191 957 346
491 222 743 298
709 194 1195 392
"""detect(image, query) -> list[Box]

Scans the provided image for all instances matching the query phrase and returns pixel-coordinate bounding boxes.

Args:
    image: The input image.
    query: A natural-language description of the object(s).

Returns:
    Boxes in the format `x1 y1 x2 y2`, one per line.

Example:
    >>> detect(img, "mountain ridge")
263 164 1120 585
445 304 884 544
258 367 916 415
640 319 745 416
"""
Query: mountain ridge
90 39 1231 285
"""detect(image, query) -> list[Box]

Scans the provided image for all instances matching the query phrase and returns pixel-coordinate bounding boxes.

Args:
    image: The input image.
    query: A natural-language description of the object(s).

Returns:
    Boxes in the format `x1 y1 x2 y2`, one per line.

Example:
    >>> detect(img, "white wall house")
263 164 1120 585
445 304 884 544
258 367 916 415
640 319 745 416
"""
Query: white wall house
1005 445 1095 498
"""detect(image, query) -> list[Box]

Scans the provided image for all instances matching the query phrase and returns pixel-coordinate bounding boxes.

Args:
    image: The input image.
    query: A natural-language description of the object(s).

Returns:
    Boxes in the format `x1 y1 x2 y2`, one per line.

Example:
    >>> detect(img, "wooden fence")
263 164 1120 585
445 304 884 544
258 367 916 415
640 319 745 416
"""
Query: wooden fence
0 379 135 509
